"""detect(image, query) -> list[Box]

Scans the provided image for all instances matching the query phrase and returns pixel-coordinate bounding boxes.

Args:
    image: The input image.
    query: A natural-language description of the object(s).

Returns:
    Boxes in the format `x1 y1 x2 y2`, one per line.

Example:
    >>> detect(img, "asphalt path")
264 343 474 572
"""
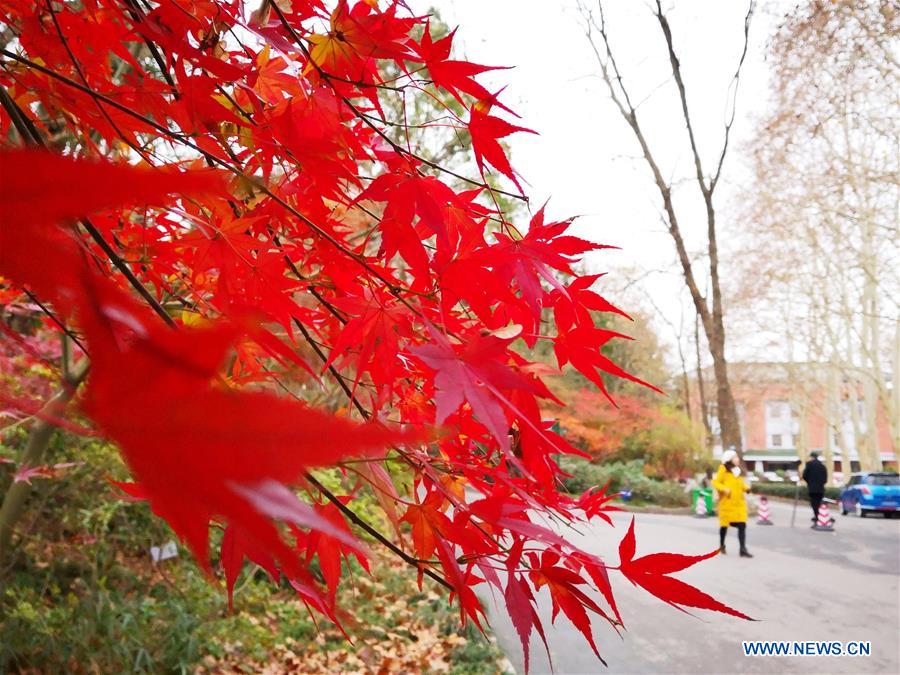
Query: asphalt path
483 499 900 674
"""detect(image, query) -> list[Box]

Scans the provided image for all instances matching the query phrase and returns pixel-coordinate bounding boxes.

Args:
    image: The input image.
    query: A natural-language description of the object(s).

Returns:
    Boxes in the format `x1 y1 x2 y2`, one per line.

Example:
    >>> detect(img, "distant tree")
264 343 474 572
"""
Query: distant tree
735 0 899 472
542 303 705 476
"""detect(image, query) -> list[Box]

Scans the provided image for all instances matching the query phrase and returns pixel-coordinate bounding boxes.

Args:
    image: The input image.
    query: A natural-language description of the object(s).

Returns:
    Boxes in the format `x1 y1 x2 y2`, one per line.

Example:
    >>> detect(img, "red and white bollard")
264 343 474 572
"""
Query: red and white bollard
812 500 835 531
757 496 774 525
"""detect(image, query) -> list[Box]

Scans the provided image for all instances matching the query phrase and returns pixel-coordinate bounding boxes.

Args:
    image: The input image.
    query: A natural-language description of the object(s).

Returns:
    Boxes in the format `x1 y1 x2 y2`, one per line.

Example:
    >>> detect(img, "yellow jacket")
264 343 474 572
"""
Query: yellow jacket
712 464 748 526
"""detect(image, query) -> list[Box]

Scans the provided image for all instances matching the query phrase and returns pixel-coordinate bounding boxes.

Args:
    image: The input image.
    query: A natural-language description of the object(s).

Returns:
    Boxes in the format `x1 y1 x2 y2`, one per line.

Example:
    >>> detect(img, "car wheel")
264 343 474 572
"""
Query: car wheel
860 509 868 518
841 508 849 516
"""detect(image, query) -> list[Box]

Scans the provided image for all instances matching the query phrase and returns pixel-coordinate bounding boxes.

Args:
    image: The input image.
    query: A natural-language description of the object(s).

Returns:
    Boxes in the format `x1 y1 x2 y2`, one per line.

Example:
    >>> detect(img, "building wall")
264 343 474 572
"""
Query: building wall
690 363 896 466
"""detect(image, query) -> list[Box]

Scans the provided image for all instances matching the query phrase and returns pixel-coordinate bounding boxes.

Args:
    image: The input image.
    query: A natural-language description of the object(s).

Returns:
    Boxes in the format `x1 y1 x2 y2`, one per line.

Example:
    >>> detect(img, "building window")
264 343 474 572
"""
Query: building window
792 434 800 448
765 400 794 449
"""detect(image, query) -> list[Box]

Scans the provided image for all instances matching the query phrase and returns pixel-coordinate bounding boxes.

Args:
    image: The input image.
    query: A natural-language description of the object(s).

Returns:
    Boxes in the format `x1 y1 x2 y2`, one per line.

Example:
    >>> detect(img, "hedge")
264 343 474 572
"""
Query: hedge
751 482 841 500
559 457 690 507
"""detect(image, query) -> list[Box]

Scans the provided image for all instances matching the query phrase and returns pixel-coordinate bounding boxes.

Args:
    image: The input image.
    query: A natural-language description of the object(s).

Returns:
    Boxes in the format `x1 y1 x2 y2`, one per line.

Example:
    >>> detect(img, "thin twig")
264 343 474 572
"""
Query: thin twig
304 474 453 591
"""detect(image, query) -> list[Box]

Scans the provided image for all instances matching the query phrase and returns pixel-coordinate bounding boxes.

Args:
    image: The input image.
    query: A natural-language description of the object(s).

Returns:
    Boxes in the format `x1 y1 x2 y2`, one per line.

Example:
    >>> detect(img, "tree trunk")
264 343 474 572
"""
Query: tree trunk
795 395 809 465
847 374 869 472
695 314 713 454
707 319 742 458
863 375 881 471
825 363 839 483
893 320 900 455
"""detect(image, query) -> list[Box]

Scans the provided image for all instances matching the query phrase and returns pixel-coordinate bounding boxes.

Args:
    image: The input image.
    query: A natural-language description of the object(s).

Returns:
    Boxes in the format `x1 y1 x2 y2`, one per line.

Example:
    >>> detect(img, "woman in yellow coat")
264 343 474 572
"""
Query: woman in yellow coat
712 449 753 557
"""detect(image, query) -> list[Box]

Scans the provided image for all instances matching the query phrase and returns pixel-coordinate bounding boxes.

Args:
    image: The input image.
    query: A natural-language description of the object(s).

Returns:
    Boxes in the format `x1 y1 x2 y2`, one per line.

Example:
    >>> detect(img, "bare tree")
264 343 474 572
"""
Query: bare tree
581 0 754 460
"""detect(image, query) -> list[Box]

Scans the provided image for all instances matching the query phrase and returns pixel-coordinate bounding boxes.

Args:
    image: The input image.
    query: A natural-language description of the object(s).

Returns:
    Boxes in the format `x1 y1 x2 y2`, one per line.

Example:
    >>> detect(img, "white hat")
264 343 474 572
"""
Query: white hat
721 449 738 464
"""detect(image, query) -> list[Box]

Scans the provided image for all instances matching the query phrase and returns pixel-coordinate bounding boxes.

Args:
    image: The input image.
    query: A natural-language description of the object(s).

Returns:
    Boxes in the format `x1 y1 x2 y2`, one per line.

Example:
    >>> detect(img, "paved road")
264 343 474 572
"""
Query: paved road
484 500 900 674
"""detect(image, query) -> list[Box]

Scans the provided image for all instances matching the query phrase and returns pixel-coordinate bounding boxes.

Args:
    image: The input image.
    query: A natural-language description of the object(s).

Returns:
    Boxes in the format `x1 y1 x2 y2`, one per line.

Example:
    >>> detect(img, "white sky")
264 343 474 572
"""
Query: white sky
428 0 786 366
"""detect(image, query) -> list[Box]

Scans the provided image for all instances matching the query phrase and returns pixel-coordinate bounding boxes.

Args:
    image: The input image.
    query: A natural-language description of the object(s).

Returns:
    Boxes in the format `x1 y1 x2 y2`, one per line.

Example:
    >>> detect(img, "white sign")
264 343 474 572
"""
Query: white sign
150 540 178 562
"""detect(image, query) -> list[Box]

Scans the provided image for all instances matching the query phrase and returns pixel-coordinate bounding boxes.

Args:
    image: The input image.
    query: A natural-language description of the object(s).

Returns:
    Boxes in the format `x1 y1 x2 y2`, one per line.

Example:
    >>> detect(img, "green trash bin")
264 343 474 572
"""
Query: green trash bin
691 488 714 515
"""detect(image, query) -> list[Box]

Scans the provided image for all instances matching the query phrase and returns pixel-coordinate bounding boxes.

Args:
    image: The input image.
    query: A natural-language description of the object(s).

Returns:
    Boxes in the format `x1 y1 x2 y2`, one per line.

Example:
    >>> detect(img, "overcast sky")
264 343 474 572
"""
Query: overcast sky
428 0 786 366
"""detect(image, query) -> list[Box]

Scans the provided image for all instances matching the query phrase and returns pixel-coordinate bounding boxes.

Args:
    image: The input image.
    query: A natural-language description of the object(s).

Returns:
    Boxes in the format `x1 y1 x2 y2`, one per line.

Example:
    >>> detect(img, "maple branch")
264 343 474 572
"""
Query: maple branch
286 310 434 483
291 316 370 419
21 289 88 355
0 85 38 146
304 473 453 591
118 0 179 96
351 98 526 202
0 77 177 328
273 242 430 472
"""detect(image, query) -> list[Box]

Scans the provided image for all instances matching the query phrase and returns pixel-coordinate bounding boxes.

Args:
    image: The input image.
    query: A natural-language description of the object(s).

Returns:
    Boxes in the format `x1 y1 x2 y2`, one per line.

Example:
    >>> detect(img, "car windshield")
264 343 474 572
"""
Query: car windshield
864 474 900 486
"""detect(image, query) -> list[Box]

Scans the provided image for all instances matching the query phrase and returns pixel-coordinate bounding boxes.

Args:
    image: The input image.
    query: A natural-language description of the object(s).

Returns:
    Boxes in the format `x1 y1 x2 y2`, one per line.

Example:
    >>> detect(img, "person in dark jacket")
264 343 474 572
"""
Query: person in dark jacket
802 452 828 522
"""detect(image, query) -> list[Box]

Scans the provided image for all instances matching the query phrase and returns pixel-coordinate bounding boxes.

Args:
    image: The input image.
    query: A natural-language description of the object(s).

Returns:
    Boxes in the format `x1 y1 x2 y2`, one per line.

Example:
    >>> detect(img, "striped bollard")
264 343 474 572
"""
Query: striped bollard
812 500 835 531
757 496 774 525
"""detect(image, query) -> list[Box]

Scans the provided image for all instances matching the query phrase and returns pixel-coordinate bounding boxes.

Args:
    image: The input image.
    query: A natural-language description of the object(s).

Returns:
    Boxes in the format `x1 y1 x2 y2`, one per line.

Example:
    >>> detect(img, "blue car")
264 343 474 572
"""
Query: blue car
840 472 900 518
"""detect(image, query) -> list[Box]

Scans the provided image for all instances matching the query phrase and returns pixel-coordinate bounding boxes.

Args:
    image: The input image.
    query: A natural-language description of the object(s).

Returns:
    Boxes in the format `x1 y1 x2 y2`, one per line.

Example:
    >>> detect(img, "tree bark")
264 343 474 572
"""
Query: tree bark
694 314 712 453
825 362 839 483
707 325 741 455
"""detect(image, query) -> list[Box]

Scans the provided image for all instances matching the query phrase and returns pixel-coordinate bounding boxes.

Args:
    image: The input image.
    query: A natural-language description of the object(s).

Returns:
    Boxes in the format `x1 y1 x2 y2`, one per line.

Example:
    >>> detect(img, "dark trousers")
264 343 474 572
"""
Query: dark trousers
719 522 746 549
809 492 824 520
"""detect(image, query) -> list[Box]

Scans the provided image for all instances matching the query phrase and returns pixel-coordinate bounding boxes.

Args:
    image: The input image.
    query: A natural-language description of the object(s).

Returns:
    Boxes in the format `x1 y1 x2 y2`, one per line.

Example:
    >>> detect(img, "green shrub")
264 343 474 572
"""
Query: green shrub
0 550 304 672
0 435 505 673
751 482 840 500
559 457 690 507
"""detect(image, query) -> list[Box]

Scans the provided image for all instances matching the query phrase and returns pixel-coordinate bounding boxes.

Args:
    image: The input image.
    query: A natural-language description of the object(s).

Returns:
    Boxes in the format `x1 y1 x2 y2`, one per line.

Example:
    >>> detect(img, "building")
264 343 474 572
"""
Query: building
692 362 897 481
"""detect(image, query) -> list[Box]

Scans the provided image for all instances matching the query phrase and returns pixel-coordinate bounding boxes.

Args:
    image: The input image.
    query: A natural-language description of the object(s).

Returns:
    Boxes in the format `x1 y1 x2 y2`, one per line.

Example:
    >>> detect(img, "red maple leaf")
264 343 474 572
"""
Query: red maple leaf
554 324 663 403
400 489 451 562
483 206 604 320
220 521 280 611
357 168 464 279
468 102 536 193
551 273 631 333
528 549 612 665
416 23 505 105
301 500 369 604
411 326 538 452
618 518 752 620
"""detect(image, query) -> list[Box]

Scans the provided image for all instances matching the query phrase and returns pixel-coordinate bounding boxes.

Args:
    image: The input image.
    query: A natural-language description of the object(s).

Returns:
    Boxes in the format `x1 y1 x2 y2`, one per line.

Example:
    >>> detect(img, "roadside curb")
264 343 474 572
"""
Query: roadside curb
620 504 692 515
760 494 804 504
619 503 760 516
